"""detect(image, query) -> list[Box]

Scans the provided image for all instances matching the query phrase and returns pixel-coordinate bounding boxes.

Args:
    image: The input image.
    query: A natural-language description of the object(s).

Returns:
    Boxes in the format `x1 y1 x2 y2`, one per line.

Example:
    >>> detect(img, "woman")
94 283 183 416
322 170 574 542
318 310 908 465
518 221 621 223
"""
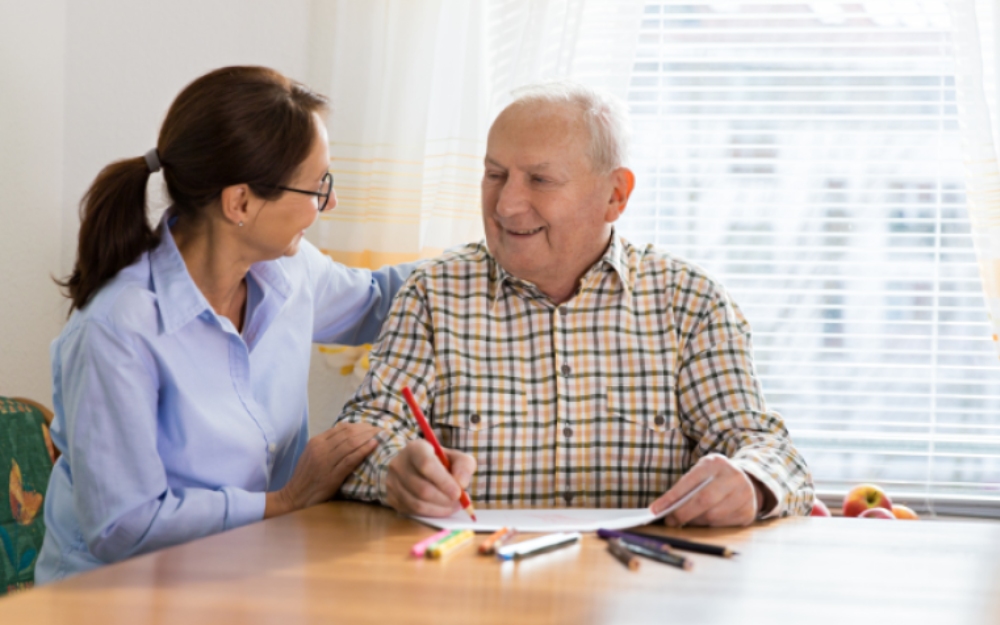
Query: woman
37 66 409 582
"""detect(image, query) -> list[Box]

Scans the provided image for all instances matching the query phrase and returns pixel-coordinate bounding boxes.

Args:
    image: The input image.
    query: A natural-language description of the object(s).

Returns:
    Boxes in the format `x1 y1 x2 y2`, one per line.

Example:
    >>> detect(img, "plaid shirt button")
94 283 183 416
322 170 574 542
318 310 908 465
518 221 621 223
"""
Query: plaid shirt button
563 426 573 438
654 415 666 426
560 363 571 376
469 413 481 424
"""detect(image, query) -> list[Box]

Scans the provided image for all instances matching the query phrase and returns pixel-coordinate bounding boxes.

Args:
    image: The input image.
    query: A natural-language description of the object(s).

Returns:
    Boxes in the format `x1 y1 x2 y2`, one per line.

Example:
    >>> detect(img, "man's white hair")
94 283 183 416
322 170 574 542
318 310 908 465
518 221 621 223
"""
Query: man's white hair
507 80 631 173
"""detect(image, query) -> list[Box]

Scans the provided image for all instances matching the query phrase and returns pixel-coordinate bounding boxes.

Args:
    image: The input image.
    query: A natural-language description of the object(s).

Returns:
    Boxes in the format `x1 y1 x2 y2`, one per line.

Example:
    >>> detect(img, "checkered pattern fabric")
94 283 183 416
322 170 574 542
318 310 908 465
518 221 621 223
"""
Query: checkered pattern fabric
338 234 813 515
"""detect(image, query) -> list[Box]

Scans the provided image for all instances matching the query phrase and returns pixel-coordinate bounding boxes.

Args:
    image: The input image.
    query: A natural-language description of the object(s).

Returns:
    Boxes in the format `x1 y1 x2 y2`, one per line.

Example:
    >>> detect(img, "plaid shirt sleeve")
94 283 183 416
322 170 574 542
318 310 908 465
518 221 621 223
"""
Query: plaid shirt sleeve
337 276 434 503
674 268 814 518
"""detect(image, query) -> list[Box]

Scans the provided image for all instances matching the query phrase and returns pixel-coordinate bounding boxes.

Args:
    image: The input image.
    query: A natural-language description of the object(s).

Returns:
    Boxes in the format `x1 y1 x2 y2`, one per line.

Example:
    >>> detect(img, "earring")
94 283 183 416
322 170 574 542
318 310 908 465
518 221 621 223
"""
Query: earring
238 221 243 227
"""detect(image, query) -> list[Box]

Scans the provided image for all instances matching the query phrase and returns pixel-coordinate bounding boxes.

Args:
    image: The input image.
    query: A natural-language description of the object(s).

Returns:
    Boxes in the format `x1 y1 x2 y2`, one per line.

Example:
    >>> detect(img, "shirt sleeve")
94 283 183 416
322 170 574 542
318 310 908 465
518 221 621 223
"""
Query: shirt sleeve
336 278 437 503
300 240 420 345
59 318 266 564
674 272 814 518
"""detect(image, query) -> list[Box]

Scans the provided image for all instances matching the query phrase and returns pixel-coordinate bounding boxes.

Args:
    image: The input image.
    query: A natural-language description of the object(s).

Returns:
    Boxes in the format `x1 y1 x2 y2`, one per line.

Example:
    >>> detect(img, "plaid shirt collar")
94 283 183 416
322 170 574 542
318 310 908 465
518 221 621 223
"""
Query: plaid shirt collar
487 229 634 308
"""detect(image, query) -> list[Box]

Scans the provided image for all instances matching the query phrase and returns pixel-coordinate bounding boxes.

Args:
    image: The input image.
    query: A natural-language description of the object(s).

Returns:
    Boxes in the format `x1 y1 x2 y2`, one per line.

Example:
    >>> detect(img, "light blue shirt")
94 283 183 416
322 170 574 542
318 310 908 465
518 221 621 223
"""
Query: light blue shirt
36 216 415 582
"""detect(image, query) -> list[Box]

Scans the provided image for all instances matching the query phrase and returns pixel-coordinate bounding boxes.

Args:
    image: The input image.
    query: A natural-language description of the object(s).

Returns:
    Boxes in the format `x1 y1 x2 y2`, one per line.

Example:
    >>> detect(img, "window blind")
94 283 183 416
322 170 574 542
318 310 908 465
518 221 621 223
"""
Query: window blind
616 1 1000 515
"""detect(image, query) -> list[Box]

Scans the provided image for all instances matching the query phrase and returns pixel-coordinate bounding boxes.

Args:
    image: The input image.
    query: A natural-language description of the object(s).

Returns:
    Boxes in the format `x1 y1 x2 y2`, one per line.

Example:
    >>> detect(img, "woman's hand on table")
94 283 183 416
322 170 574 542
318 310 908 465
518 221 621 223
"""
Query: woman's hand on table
265 422 381 518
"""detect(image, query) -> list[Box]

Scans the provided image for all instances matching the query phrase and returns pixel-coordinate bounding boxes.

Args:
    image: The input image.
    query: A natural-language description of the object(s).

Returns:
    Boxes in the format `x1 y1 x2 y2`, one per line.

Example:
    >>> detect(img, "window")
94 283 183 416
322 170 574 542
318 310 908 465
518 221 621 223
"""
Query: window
617 1 1000 515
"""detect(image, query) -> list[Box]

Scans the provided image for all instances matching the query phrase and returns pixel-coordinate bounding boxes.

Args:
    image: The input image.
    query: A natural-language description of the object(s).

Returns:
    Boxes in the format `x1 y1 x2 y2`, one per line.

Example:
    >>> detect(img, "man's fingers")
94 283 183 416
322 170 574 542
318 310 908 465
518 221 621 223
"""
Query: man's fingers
445 449 477 489
685 489 751 527
387 472 460 517
410 441 463 500
390 486 459 518
652 464 714 515
667 480 729 526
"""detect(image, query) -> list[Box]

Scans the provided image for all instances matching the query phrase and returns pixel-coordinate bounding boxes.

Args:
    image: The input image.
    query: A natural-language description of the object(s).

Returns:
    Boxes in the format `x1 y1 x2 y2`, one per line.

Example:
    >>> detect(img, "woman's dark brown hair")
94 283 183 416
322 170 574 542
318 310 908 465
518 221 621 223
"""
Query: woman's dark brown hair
58 66 329 312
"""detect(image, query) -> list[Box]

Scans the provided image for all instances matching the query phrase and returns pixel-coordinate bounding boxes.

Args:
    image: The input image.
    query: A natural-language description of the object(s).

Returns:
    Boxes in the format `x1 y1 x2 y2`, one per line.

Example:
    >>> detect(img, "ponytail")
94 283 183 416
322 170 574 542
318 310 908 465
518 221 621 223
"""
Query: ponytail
57 157 159 312
57 65 329 313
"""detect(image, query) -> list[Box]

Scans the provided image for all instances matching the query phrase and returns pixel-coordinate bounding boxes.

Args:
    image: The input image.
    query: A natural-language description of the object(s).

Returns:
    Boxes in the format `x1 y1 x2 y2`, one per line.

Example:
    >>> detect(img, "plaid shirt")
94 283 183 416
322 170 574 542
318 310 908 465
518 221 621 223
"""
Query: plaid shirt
338 234 813 516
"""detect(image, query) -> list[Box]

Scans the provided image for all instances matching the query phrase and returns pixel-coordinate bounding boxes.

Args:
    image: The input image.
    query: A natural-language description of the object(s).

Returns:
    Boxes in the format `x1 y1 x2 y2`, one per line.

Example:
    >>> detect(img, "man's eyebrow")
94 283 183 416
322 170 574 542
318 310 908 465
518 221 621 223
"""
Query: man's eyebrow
484 156 505 168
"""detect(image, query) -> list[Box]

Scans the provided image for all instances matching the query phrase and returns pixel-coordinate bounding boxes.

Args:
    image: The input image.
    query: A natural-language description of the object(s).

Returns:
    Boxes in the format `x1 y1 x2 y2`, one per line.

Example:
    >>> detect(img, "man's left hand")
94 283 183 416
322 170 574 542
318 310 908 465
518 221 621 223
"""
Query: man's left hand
650 454 764 527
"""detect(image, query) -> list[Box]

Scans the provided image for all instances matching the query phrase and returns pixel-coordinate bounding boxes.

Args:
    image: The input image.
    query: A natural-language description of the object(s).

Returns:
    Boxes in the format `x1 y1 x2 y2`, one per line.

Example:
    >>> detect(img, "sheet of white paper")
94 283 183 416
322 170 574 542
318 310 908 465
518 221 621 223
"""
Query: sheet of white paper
410 476 714 533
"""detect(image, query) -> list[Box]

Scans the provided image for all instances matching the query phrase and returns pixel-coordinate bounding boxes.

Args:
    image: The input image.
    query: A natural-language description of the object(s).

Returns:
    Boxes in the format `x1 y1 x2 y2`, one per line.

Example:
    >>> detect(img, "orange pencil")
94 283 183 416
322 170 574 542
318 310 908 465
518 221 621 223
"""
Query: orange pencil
478 527 512 554
401 386 477 522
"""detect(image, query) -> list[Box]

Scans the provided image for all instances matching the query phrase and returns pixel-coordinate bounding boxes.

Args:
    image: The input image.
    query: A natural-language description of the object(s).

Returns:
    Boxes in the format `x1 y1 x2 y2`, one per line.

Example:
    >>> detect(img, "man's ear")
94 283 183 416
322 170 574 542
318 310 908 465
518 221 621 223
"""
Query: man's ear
604 167 635 224
220 184 251 227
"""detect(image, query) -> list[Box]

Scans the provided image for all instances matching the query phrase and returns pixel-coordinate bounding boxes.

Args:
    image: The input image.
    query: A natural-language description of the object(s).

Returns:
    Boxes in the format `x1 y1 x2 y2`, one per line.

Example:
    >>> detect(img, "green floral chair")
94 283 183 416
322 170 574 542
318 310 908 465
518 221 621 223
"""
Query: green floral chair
0 397 56 595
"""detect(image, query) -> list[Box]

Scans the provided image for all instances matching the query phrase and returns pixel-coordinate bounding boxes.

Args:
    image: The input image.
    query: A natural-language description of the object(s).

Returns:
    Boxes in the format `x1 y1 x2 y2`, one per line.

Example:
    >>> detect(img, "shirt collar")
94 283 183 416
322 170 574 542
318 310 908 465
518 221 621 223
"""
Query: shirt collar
149 210 215 335
487 229 634 307
149 209 293 335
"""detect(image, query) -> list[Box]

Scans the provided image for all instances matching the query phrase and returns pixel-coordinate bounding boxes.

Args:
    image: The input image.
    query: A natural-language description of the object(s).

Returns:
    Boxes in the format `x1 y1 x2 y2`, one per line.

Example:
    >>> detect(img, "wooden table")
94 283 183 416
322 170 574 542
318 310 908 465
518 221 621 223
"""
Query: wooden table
2 502 1000 624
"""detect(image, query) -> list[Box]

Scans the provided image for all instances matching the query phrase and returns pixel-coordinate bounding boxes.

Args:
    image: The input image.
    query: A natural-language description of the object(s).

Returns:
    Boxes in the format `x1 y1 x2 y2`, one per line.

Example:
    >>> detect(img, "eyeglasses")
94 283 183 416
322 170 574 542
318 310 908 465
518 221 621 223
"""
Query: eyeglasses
273 172 334 212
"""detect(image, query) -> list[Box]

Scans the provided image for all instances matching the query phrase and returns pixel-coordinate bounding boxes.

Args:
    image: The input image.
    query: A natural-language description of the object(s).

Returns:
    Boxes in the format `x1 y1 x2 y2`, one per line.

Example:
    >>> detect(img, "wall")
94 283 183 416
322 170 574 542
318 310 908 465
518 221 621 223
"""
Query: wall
0 0 315 406
0 1 68 403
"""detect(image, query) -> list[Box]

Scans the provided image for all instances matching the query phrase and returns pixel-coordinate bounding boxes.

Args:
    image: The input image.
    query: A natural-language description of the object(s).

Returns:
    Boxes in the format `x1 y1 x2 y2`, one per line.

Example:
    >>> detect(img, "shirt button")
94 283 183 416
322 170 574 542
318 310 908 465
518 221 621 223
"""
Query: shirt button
470 413 481 425
561 363 571 376
563 426 573 438
563 493 574 505
654 415 666 426
558 307 568 316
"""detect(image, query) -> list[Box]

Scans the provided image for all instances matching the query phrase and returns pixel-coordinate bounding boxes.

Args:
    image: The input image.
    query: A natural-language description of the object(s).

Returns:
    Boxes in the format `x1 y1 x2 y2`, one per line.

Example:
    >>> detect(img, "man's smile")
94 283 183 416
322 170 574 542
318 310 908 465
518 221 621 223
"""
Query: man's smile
504 226 544 237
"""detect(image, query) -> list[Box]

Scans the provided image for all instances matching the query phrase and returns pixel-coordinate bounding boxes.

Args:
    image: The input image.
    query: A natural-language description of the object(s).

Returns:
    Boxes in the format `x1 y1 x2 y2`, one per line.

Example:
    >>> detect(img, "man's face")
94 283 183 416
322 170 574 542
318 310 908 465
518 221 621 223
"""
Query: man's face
481 102 622 294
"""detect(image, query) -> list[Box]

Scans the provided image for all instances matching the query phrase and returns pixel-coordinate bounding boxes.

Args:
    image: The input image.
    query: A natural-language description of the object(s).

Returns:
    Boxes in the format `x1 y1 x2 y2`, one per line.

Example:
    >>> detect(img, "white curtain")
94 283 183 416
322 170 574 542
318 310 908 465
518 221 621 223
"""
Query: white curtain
950 0 1000 361
306 0 645 433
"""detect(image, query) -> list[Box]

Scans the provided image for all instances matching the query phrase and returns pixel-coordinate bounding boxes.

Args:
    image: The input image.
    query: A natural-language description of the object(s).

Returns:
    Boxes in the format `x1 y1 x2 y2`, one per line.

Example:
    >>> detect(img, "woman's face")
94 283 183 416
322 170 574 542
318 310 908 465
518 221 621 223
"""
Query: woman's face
245 113 334 259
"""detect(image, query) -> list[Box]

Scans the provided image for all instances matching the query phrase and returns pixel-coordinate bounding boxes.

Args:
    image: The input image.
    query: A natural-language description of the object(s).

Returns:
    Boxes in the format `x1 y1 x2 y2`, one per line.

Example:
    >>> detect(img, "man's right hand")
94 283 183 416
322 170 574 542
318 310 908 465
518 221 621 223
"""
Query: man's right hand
385 439 476 517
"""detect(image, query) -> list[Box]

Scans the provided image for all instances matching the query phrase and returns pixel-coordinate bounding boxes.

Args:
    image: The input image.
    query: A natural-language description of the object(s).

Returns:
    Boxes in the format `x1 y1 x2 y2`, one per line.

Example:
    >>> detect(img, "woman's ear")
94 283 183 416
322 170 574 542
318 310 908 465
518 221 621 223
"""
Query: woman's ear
604 167 636 224
220 184 251 227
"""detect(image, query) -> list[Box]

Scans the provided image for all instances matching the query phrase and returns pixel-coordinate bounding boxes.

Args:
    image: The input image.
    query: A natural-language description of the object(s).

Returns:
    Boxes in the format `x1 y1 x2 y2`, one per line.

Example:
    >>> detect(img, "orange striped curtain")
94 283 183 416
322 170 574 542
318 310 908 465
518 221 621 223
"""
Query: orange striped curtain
315 0 490 271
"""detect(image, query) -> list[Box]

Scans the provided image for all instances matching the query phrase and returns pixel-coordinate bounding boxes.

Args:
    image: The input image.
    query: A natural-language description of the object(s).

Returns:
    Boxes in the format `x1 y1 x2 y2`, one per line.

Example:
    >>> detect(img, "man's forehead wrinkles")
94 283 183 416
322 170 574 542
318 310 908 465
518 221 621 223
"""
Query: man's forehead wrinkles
484 154 557 171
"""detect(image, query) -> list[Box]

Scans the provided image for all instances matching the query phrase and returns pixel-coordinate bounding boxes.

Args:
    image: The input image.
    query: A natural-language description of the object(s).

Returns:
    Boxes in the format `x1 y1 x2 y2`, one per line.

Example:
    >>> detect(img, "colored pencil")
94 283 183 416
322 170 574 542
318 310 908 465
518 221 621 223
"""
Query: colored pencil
596 529 675 556
620 541 693 571
496 532 582 561
494 528 519 550
624 531 737 558
607 538 641 571
410 528 453 558
479 527 513 555
401 386 477 522
426 529 474 559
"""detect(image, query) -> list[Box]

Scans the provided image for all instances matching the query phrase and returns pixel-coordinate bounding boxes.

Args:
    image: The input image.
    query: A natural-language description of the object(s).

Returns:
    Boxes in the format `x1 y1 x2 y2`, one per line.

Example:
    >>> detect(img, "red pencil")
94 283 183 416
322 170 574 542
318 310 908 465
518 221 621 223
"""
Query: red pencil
401 386 477 522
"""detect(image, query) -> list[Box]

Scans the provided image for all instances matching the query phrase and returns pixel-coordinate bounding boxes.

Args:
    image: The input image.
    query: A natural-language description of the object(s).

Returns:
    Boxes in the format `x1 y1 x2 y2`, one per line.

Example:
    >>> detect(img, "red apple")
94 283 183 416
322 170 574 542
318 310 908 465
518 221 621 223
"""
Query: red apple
892 505 919 520
859 507 895 520
810 499 831 517
842 483 893 518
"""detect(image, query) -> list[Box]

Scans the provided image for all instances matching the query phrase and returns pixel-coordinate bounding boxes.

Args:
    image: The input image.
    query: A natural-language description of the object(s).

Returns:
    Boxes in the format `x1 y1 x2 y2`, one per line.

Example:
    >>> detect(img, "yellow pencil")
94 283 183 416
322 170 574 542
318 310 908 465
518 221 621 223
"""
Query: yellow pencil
426 529 474 559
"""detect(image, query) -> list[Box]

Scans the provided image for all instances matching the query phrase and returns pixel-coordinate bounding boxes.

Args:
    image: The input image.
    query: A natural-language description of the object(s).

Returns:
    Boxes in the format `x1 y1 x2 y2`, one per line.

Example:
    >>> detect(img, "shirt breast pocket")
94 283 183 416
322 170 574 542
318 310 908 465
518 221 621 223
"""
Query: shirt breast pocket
431 377 527 454
607 385 679 434
604 385 685 494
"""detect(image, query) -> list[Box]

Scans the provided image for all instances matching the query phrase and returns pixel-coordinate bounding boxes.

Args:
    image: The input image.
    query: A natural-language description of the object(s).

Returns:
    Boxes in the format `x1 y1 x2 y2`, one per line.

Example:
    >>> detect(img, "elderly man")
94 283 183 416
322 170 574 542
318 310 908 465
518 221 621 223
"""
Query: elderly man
337 82 813 526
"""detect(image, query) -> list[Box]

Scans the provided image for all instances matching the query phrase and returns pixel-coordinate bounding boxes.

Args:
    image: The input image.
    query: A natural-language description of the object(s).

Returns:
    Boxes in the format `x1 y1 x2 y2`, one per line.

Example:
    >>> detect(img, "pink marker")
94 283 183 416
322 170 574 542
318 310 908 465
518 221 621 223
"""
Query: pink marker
409 529 452 558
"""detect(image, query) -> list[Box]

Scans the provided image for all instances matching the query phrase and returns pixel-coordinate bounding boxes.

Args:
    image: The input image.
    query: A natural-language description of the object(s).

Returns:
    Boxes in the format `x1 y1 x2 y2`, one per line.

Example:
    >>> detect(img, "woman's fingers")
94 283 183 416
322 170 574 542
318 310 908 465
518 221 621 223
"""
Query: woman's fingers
328 438 379 487
324 426 382 459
